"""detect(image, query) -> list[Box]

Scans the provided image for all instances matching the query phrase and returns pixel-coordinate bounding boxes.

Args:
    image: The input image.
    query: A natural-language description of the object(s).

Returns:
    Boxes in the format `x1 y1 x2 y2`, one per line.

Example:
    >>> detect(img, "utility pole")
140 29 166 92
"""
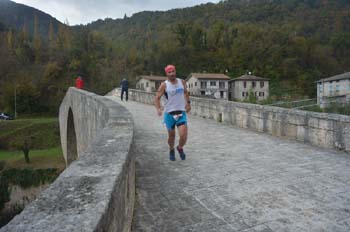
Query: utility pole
14 85 17 119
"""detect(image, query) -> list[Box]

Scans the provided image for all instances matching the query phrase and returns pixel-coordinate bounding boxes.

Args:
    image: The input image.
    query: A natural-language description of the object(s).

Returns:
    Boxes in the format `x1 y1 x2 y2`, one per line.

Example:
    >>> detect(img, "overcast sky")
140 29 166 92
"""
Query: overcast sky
13 0 220 25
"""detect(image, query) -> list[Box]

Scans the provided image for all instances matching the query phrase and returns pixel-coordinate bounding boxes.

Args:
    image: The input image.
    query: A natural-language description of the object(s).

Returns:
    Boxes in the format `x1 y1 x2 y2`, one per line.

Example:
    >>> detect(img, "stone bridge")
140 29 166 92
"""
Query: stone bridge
2 87 350 232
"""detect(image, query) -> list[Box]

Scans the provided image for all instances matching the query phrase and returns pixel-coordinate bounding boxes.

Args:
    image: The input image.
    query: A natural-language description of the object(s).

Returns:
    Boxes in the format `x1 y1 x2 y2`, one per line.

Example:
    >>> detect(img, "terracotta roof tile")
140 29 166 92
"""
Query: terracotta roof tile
187 73 231 80
138 75 168 81
230 74 269 81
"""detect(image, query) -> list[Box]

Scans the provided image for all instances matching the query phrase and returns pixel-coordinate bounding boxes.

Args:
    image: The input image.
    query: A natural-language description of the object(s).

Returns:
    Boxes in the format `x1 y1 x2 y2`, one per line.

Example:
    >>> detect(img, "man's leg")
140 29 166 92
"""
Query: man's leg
168 129 176 161
125 89 129 101
164 112 177 161
177 125 188 149
121 89 124 101
168 129 175 150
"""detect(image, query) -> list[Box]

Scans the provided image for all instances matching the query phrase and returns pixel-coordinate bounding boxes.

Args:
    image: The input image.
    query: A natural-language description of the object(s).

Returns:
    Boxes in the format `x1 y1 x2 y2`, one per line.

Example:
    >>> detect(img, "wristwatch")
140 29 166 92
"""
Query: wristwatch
187 100 191 104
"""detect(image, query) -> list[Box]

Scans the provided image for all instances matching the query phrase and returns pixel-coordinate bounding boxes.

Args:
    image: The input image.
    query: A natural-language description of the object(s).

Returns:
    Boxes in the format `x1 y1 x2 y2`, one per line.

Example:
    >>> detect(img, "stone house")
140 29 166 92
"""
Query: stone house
228 74 269 101
186 73 230 99
316 72 350 108
136 75 167 92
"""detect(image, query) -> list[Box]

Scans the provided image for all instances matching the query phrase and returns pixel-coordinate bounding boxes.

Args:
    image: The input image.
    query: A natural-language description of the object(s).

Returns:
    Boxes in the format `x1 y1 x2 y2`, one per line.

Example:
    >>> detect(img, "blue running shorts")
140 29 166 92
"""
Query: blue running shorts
163 111 187 130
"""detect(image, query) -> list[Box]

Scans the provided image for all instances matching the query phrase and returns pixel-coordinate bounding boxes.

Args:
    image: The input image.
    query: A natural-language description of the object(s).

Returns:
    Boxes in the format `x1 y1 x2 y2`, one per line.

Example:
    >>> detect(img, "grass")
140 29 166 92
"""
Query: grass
0 117 60 151
0 118 58 136
0 147 65 171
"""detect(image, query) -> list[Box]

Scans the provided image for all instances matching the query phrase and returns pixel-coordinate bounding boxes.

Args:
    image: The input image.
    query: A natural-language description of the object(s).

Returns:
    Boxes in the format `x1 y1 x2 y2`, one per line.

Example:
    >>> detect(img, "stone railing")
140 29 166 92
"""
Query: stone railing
1 87 135 232
108 88 350 152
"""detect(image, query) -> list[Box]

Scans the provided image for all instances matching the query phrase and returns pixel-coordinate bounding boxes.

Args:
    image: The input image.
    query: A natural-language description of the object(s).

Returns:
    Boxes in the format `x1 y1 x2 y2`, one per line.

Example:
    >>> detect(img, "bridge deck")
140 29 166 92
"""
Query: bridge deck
109 97 350 232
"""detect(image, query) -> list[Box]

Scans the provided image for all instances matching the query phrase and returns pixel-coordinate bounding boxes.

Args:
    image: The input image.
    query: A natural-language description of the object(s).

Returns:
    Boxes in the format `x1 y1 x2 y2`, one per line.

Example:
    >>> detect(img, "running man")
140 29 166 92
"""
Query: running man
154 65 191 161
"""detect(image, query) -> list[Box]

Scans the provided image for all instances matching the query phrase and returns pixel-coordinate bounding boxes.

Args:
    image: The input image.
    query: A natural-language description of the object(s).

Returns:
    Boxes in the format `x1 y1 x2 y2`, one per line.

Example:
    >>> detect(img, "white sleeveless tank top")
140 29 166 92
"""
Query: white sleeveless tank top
164 78 186 113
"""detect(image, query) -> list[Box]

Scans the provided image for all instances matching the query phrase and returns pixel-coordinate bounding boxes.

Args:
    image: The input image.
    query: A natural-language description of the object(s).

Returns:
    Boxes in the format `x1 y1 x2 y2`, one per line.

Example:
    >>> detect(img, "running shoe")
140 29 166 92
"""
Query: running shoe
177 146 186 160
169 149 176 161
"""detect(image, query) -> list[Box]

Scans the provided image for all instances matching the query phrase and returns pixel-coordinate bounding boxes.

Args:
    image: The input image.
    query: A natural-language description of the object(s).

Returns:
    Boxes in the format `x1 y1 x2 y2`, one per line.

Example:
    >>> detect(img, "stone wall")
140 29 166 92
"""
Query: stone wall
108 88 350 152
1 87 135 232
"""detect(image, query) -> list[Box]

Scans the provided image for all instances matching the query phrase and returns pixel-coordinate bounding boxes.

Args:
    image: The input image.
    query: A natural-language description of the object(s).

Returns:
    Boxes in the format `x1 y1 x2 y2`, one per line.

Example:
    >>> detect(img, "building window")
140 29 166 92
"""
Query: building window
146 82 149 88
195 82 197 87
260 82 264 88
259 92 265 97
220 91 224 98
210 81 216 86
244 81 247 88
141 83 144 89
242 92 245 97
252 81 256 88
329 84 333 95
201 91 205 95
336 85 340 92
201 81 207 89
219 81 225 88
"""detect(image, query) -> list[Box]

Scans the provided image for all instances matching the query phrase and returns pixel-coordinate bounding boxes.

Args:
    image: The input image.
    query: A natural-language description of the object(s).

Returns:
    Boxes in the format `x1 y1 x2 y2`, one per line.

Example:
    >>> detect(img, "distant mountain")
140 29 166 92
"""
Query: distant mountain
0 0 62 37
87 0 350 45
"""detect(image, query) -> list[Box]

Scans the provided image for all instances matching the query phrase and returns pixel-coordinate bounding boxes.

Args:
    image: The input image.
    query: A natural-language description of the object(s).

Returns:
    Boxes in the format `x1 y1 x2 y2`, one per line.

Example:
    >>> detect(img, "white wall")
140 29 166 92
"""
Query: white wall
188 78 228 99
231 80 269 101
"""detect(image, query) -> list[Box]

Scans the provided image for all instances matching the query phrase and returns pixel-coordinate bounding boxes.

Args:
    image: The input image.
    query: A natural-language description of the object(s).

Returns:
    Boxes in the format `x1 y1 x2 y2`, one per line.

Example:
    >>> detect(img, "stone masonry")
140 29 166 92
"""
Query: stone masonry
108 88 350 152
1 88 135 232
108 96 350 232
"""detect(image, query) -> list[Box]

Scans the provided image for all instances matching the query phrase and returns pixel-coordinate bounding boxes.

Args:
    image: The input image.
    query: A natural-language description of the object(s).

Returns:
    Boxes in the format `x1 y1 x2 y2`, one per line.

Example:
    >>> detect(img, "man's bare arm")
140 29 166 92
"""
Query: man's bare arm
154 82 166 116
182 80 191 113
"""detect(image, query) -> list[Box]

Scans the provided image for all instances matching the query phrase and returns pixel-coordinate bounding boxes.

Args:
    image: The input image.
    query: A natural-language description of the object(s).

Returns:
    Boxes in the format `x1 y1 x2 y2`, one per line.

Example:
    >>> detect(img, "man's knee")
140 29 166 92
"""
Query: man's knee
168 131 175 138
179 134 187 140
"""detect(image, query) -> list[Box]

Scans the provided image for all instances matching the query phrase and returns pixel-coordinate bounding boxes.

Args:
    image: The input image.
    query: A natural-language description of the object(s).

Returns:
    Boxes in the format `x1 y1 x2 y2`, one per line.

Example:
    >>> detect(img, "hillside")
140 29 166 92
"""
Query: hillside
87 0 350 96
0 0 62 37
0 0 349 117
88 0 350 44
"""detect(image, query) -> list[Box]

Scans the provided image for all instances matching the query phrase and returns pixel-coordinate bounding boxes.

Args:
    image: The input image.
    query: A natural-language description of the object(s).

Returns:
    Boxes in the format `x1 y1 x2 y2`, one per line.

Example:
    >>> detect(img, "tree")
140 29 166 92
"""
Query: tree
6 30 13 49
10 136 34 164
173 23 192 47
48 20 55 50
33 14 42 63
22 139 31 163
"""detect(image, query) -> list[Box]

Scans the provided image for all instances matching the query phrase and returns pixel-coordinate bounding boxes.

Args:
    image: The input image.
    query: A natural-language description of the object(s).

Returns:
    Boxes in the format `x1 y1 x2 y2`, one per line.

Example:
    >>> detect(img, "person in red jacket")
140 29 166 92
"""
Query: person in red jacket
75 76 84 89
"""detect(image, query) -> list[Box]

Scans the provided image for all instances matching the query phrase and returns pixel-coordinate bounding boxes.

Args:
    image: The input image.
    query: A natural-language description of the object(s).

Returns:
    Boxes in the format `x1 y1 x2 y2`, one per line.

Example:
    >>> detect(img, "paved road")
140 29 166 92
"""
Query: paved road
108 97 350 232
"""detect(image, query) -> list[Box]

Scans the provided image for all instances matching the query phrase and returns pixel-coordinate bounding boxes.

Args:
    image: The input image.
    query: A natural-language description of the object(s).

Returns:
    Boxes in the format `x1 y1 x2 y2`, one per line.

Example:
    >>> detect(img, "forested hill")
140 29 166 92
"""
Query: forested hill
0 0 349 116
0 0 62 37
89 0 349 39
87 0 350 96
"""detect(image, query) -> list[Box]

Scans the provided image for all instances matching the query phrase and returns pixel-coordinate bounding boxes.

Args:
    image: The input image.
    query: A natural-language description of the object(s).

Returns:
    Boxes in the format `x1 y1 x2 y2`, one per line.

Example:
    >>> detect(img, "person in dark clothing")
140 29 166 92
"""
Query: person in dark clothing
120 78 129 101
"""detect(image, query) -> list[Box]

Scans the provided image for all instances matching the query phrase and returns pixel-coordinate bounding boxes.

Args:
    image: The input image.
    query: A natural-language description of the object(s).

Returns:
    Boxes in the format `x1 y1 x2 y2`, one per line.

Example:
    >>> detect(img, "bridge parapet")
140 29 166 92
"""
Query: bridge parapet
109 88 350 152
1 87 135 232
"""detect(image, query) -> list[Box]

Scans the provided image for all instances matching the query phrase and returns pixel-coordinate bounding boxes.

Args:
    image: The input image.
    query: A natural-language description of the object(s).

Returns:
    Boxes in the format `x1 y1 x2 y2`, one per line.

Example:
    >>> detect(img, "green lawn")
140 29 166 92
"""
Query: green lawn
0 117 58 137
0 147 65 171
0 117 60 151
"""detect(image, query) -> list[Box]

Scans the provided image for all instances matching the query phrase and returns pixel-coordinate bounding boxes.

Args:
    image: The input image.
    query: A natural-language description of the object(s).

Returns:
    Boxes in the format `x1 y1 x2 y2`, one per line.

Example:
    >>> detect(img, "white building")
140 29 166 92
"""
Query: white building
228 74 269 101
186 73 230 99
316 72 350 108
136 75 167 92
